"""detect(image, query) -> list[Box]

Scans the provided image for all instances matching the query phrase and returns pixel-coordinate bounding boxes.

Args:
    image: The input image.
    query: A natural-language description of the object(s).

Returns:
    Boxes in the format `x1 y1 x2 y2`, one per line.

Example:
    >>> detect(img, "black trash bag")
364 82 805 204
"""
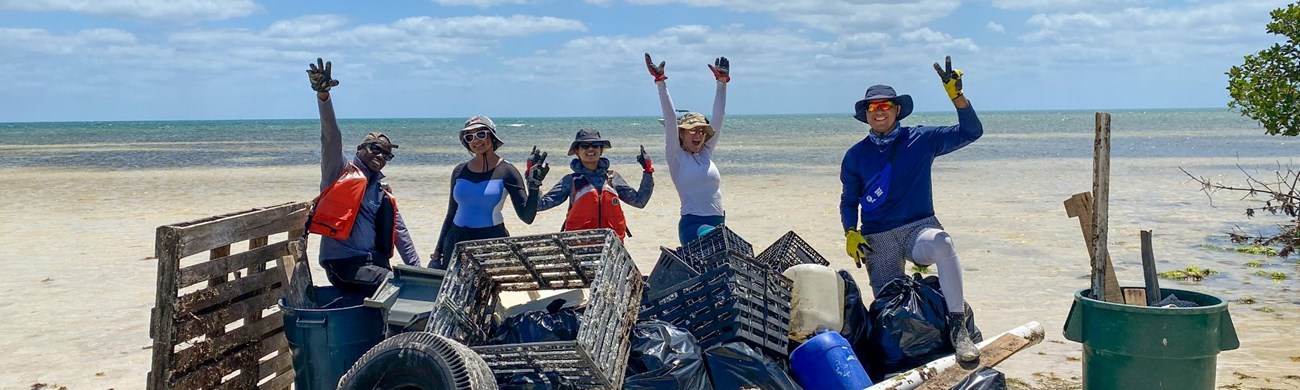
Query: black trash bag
624 320 713 389
703 342 801 390
868 274 985 379
950 367 1007 390
836 270 875 368
866 273 950 378
499 372 576 390
488 299 580 345
918 275 983 344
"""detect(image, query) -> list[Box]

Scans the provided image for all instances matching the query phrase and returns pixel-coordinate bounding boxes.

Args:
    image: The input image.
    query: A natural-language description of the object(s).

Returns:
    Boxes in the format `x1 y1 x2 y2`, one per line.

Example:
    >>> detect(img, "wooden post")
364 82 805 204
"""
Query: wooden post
1140 230 1161 306
1091 112 1121 303
148 227 181 390
1064 191 1122 303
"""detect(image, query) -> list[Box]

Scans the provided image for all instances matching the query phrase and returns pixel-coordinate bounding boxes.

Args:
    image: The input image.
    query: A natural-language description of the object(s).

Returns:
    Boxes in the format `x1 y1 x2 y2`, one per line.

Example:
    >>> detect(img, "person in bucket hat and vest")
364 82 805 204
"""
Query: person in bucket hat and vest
645 53 731 246
429 115 545 270
536 129 654 241
304 58 420 297
839 56 984 362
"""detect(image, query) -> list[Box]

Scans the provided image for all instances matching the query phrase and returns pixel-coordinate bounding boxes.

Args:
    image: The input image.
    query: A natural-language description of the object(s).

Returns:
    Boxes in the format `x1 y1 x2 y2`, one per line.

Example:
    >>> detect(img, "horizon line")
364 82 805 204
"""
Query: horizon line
0 106 1239 125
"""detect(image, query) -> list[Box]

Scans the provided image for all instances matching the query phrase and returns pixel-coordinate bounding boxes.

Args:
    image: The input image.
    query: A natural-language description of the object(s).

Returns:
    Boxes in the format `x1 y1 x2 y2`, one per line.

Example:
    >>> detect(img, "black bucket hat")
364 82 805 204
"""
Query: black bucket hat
853 84 913 123
567 128 611 156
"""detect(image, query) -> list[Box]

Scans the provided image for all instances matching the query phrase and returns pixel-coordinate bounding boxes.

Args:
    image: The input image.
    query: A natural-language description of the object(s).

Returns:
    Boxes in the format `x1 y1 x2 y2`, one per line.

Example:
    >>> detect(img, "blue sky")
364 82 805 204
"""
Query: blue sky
0 0 1290 121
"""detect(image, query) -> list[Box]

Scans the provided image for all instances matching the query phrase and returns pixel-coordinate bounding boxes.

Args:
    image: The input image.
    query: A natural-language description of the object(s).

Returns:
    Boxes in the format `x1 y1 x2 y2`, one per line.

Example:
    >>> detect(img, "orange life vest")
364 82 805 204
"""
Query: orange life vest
563 171 628 240
309 161 399 244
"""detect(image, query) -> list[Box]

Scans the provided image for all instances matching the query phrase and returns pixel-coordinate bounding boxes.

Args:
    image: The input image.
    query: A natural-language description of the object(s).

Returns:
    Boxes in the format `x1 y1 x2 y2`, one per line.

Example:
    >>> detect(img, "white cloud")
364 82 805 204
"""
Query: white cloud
506 25 832 86
621 0 962 33
991 0 1156 10
0 0 260 23
987 22 1005 33
0 28 137 55
432 0 530 6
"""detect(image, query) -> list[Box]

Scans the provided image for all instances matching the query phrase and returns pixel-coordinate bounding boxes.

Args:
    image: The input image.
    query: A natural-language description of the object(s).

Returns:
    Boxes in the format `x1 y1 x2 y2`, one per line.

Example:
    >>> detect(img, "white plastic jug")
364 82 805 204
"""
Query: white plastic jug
783 264 846 342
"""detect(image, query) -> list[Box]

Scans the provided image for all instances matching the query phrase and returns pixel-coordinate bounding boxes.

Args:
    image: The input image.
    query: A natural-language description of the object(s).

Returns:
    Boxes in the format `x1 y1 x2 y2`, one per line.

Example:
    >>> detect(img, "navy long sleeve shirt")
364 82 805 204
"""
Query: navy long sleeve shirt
840 105 983 234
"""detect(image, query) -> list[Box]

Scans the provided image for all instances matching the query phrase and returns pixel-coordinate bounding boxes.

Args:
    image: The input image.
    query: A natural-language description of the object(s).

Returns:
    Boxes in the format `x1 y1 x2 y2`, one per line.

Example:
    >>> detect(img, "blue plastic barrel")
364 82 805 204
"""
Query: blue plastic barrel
279 286 385 390
790 330 873 390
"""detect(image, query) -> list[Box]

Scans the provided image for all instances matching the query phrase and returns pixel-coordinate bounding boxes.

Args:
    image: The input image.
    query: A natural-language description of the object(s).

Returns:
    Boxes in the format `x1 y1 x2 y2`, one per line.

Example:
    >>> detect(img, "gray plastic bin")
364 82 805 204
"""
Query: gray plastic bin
364 264 447 336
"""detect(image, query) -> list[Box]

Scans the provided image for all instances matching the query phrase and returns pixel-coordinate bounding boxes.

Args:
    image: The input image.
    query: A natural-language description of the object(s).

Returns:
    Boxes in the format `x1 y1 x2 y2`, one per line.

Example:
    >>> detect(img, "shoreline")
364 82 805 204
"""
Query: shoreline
2 158 1297 388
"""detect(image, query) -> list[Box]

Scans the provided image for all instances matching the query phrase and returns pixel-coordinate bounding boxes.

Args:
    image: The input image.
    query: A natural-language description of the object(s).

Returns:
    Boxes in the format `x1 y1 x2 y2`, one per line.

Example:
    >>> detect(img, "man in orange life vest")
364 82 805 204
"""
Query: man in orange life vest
537 129 654 240
306 58 420 297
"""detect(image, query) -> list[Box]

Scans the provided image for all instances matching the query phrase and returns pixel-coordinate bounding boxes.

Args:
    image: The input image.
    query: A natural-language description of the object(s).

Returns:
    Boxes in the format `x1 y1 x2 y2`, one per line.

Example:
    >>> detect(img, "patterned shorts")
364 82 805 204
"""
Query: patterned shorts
863 216 943 295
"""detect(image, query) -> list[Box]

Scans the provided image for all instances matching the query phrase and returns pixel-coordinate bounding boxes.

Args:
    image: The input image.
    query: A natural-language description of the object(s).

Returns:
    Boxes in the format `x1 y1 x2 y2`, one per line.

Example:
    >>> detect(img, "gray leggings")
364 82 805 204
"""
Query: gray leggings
864 216 966 313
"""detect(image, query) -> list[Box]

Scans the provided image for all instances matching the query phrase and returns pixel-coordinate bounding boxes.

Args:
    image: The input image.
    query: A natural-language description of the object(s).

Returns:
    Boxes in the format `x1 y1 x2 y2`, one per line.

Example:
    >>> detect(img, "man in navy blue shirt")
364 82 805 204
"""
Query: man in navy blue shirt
839 56 983 362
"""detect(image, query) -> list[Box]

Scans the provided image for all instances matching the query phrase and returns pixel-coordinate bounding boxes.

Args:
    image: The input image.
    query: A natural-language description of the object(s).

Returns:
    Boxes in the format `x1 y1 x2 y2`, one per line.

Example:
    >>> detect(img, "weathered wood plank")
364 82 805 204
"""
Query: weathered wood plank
255 346 293 384
169 345 258 390
1140 230 1161 306
1063 191 1122 303
282 237 314 308
1123 287 1147 306
172 312 285 374
148 226 183 390
200 245 234 388
179 269 284 315
176 285 285 342
259 366 295 390
1091 112 1122 303
915 331 1034 390
178 241 290 288
170 202 309 258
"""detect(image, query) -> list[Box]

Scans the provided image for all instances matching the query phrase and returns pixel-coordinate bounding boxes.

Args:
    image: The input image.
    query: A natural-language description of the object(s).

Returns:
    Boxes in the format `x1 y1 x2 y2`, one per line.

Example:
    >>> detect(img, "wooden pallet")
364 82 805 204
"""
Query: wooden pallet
147 202 309 390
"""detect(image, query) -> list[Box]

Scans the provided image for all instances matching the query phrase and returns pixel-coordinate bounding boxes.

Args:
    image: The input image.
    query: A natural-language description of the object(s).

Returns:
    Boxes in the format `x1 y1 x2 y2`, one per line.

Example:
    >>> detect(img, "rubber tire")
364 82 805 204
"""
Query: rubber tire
337 331 496 390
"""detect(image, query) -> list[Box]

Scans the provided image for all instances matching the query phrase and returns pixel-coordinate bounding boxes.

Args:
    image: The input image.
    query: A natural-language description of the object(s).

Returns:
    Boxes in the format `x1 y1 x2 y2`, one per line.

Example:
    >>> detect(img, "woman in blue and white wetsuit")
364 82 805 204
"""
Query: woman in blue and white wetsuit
645 53 730 246
430 115 547 269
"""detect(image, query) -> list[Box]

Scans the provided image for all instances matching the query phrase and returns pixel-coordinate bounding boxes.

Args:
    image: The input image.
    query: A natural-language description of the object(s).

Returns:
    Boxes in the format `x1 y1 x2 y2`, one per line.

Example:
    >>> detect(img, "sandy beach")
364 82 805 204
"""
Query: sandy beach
2 151 1298 389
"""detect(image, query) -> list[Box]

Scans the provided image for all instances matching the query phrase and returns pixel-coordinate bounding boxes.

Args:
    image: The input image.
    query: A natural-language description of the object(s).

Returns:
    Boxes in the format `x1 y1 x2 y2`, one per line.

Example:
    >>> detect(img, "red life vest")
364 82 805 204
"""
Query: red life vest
563 171 628 240
309 161 399 244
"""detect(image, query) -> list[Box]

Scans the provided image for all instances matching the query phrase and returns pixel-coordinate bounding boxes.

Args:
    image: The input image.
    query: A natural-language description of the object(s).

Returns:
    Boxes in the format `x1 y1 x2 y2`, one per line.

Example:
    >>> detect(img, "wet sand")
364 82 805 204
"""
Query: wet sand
2 155 1297 389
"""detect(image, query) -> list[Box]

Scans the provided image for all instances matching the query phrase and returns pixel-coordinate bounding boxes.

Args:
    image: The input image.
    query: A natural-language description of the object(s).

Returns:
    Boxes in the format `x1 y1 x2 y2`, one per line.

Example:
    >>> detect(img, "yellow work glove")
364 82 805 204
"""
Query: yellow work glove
933 55 963 100
845 229 871 268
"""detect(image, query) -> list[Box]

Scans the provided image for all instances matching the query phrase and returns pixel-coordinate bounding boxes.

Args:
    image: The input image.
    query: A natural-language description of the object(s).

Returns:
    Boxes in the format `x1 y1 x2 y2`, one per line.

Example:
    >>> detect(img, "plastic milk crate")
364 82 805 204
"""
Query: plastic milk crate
679 225 754 271
644 246 699 301
755 231 831 273
639 254 792 358
425 229 644 388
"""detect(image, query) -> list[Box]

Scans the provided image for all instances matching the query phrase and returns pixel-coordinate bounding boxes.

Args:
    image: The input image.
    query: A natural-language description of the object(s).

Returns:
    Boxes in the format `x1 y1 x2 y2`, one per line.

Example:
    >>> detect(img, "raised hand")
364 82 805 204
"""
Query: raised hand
644 53 667 82
933 55 963 100
708 56 730 83
526 145 548 172
307 58 340 93
526 146 550 189
636 145 654 173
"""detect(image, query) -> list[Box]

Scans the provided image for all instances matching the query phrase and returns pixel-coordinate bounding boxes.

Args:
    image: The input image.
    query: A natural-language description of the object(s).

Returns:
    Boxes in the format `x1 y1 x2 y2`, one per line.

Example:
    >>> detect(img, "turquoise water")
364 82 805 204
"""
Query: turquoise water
0 109 1288 172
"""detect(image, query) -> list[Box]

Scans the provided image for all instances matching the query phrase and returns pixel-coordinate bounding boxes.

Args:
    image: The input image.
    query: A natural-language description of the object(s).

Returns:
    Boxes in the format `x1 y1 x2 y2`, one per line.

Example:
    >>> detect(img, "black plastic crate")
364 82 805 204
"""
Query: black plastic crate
638 261 791 358
680 225 753 270
755 231 830 274
645 246 698 301
426 229 644 388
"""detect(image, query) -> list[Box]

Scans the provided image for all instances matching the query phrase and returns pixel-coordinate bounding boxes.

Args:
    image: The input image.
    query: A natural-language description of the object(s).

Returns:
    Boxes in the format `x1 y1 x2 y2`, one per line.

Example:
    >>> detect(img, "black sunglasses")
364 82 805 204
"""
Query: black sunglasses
576 142 604 149
462 130 490 144
364 143 394 161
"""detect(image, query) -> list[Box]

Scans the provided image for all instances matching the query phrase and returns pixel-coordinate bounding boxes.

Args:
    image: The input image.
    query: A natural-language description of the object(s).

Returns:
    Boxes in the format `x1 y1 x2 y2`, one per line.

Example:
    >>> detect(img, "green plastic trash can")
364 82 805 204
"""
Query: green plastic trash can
1064 288 1239 390
280 286 385 390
